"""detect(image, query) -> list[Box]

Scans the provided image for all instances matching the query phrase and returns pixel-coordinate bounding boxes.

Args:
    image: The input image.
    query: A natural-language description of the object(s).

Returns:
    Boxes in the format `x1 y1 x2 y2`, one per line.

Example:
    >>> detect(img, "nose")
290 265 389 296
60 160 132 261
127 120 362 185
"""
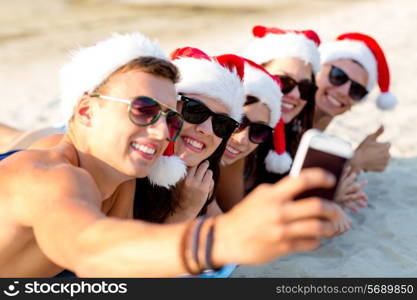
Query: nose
196 116 214 136
286 85 301 100
147 114 170 141
233 128 249 145
336 80 351 96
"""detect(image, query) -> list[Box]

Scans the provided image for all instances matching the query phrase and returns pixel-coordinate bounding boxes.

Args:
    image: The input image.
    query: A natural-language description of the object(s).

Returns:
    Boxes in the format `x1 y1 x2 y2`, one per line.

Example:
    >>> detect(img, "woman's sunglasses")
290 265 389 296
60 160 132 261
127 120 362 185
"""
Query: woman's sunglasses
90 94 184 142
274 75 317 101
235 116 272 144
328 65 368 101
179 95 239 139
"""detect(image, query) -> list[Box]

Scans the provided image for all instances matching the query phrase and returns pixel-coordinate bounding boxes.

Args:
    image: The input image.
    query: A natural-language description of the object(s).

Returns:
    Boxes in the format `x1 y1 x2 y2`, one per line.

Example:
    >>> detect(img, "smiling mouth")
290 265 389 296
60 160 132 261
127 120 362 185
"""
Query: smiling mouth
131 142 156 160
224 144 241 158
282 103 295 110
327 95 343 108
183 136 205 153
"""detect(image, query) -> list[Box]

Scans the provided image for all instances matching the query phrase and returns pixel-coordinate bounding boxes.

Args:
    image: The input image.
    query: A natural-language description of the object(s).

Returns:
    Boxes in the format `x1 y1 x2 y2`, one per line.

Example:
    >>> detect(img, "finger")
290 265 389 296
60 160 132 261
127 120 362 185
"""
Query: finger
282 238 321 254
343 172 357 188
282 219 337 239
195 160 210 181
341 166 352 181
356 199 368 208
187 165 198 178
381 142 391 149
367 125 384 141
282 198 340 223
345 180 366 195
360 192 368 201
344 202 359 213
274 168 335 202
342 193 364 203
202 169 213 186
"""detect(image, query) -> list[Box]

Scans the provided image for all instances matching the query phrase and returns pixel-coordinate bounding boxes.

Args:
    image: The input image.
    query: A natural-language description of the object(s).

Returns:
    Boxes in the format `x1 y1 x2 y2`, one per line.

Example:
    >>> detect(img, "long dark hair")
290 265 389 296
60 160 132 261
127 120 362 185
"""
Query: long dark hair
134 129 230 223
245 74 317 191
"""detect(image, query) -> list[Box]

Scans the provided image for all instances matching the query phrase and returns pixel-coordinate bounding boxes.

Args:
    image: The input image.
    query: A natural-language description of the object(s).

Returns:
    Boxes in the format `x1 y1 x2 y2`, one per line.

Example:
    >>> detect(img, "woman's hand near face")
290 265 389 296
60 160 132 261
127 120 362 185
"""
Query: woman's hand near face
164 160 213 223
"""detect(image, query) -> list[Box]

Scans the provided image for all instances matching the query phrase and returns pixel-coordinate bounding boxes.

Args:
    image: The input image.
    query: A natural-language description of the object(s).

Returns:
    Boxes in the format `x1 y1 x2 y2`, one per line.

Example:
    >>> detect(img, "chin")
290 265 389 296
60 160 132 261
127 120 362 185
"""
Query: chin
222 157 235 166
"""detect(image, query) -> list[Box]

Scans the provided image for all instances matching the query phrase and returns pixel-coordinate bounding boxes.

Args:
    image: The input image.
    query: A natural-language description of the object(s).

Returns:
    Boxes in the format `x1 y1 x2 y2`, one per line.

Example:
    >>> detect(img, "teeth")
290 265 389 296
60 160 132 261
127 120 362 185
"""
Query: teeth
282 103 295 109
226 145 239 154
185 137 204 150
132 143 155 155
328 96 342 107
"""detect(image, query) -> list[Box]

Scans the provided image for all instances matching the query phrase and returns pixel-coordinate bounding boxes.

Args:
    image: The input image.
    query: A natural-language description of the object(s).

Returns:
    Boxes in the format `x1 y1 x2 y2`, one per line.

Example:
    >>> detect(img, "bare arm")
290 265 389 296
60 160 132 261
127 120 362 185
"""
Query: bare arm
216 158 245 212
7 158 189 277
3 151 344 277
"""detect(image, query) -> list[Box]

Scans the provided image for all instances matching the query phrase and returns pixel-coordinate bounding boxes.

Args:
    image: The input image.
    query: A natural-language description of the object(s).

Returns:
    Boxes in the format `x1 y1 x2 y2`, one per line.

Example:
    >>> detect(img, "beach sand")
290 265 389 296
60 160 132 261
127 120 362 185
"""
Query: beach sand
1 0 416 277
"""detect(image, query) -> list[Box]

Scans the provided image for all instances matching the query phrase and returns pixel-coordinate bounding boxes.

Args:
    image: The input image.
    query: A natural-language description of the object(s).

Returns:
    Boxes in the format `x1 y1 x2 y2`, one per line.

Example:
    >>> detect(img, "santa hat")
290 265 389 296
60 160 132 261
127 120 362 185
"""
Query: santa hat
171 47 246 122
319 32 397 110
60 32 168 122
243 25 321 74
242 58 292 174
149 48 246 188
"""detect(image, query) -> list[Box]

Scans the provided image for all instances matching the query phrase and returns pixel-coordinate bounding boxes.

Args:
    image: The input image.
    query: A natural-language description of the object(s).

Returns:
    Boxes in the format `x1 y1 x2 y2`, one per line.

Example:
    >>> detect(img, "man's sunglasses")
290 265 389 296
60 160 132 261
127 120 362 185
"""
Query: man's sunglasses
328 65 368 101
90 94 184 142
235 116 272 144
274 75 317 101
179 95 239 139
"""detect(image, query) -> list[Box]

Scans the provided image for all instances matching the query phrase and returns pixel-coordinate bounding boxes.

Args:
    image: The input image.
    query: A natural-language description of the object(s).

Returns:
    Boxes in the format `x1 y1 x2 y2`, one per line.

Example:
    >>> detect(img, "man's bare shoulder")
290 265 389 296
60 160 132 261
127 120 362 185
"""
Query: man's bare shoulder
0 147 101 226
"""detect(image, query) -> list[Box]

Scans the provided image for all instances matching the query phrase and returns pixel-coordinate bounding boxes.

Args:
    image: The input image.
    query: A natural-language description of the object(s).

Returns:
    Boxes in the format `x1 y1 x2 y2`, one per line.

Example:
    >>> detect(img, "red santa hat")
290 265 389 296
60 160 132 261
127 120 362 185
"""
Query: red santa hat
60 32 168 122
149 48 246 188
243 25 322 74
319 32 397 110
242 58 292 173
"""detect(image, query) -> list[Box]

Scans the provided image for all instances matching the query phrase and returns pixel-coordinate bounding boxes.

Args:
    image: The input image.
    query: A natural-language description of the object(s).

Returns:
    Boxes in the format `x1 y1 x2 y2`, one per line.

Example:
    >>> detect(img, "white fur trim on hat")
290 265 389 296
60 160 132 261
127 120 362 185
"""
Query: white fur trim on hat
148 156 187 188
319 40 377 91
174 57 245 122
264 150 292 174
243 33 321 74
376 91 397 110
243 62 282 127
60 32 168 122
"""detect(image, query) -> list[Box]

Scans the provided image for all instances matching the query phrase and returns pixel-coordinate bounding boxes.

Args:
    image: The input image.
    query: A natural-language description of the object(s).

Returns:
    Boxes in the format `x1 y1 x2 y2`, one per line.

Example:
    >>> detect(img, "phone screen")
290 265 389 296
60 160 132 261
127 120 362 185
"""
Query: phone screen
294 147 347 201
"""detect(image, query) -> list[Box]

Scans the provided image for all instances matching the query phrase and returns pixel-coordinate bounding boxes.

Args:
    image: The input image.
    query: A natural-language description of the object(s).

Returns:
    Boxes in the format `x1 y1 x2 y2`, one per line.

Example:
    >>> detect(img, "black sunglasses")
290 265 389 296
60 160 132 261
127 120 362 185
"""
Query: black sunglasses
91 94 184 142
274 75 317 101
180 95 239 139
235 116 273 144
328 65 368 101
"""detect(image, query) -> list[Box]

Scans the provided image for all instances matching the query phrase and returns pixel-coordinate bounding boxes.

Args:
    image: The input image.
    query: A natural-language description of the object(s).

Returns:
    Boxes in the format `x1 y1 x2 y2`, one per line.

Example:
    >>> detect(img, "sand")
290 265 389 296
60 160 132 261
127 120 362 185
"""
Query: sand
1 0 416 277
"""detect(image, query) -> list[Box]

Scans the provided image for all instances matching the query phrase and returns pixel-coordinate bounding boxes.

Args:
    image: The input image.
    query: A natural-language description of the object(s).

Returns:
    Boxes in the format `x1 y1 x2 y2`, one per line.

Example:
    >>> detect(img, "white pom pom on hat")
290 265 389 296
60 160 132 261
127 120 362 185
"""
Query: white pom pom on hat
319 32 397 110
148 141 187 189
265 119 292 174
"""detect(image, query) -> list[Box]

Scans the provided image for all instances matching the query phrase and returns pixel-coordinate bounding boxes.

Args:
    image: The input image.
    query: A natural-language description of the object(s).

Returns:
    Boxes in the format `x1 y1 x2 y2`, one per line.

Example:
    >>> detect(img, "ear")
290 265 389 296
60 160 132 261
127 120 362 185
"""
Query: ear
73 93 95 127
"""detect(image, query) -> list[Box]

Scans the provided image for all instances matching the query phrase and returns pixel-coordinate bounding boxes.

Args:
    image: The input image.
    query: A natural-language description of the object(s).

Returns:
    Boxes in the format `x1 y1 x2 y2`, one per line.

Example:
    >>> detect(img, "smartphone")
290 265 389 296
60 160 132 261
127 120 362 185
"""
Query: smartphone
289 129 353 201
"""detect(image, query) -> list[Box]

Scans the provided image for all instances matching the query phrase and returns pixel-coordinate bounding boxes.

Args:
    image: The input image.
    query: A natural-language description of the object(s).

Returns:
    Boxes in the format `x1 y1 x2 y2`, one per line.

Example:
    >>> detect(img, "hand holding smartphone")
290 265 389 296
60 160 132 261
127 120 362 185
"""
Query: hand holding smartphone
289 129 353 201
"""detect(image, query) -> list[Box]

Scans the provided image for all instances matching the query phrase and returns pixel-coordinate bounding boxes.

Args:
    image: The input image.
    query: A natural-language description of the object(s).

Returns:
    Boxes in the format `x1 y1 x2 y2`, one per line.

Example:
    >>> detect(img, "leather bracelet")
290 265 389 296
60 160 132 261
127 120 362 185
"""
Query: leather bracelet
180 218 201 275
